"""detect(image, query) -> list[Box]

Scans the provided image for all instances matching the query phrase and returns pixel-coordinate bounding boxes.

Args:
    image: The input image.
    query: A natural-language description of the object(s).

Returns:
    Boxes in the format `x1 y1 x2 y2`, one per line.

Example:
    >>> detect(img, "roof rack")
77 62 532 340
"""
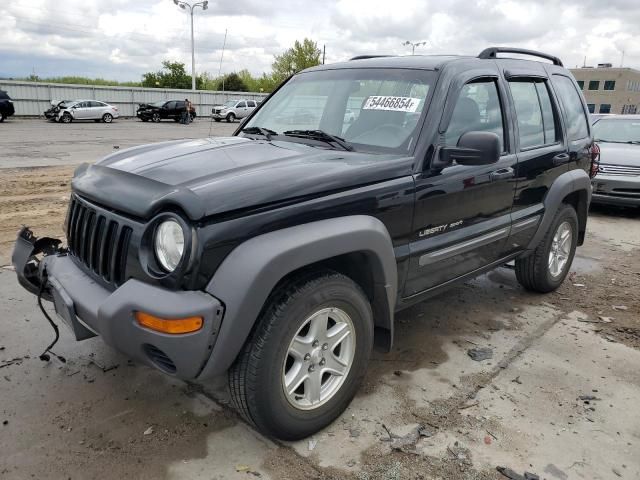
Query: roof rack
478 47 563 66
349 55 391 61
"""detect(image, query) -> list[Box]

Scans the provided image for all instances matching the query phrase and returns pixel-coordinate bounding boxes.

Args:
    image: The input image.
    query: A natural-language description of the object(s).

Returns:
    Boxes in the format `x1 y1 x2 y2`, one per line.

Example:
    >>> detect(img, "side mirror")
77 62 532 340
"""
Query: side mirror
433 131 501 170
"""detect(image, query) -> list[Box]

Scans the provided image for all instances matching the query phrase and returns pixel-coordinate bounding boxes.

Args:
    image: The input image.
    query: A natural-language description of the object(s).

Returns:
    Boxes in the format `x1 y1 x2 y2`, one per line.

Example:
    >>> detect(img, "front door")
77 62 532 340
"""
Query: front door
404 75 517 297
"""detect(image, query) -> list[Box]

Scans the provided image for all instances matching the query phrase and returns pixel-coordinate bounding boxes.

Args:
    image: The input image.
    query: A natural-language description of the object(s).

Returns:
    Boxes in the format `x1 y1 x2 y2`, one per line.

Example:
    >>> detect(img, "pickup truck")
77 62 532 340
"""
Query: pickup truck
13 47 596 440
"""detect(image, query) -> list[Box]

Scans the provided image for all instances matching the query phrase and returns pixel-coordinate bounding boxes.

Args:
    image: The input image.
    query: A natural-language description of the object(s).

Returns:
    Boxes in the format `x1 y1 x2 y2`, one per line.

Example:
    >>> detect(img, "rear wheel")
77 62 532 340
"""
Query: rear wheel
515 203 578 293
229 271 373 440
102 113 113 123
60 113 72 123
226 112 236 123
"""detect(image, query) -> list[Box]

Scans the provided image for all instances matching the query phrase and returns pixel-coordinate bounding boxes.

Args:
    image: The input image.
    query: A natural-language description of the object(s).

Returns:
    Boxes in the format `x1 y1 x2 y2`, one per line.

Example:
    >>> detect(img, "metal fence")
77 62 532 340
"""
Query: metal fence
0 80 268 117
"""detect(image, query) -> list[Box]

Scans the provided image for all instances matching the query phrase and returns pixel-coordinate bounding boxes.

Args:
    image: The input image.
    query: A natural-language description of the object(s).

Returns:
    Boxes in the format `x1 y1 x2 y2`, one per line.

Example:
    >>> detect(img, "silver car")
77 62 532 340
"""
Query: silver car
591 115 640 207
211 99 257 122
53 99 119 123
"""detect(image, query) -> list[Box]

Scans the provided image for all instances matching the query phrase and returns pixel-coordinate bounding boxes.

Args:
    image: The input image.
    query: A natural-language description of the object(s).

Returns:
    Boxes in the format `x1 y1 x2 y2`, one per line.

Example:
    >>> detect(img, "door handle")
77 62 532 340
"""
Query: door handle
490 167 515 181
552 153 570 166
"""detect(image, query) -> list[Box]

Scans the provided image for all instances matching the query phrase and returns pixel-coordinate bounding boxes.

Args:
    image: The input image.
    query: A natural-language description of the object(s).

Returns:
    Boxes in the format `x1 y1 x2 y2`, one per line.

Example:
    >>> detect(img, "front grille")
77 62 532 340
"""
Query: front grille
66 196 132 286
598 164 640 176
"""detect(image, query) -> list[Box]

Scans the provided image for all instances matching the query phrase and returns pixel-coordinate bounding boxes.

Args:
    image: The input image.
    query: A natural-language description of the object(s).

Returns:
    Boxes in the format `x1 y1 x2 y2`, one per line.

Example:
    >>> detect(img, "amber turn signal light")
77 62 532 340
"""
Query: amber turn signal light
135 312 203 334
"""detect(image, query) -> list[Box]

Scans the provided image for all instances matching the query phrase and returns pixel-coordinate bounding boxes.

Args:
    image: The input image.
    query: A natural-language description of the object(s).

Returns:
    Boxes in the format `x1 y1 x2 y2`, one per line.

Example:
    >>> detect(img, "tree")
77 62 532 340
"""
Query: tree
141 61 204 89
272 38 321 84
217 72 248 92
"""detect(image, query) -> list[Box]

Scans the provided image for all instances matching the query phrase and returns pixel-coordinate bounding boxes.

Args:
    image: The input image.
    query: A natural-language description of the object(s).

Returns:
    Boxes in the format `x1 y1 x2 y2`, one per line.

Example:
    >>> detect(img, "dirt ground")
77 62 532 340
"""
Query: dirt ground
1 120 639 480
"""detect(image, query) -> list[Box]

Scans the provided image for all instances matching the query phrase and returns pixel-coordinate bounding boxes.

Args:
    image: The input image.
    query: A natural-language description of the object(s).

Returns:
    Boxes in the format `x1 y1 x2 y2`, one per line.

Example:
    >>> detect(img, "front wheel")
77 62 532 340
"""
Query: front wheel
0 112 4 123
152 112 160 123
229 271 373 440
60 113 72 123
226 112 236 123
515 203 578 293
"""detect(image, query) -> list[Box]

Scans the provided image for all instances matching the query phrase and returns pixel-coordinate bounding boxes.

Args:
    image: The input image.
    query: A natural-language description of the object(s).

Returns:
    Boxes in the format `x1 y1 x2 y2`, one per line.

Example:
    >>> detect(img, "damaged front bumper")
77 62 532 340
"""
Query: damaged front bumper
11 227 224 380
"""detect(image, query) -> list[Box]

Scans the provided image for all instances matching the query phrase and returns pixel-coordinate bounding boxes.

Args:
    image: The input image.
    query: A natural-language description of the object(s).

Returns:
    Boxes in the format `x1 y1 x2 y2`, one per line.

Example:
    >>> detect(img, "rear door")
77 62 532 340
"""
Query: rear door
405 71 518 296
88 101 105 119
500 67 569 251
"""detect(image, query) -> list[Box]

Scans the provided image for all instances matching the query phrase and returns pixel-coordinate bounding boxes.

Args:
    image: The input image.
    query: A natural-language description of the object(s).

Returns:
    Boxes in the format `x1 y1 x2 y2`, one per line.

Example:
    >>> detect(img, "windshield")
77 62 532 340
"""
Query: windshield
593 118 640 143
150 101 166 107
244 68 434 153
223 100 236 107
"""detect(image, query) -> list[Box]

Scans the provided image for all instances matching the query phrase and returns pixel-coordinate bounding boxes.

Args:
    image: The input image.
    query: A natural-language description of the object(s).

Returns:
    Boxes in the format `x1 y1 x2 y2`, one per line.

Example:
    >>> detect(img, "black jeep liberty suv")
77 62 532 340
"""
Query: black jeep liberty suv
13 47 597 440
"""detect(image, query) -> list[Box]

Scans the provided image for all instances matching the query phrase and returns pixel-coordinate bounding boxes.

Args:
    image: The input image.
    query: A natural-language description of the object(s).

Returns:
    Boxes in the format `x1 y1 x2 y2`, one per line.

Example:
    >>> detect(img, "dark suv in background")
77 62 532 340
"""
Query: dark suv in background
13 47 596 441
0 90 15 122
136 100 196 122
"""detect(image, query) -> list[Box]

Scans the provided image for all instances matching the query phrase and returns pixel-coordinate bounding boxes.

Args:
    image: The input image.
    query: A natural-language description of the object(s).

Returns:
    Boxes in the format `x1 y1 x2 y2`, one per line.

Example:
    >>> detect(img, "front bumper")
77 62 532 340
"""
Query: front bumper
591 174 640 206
12 228 224 380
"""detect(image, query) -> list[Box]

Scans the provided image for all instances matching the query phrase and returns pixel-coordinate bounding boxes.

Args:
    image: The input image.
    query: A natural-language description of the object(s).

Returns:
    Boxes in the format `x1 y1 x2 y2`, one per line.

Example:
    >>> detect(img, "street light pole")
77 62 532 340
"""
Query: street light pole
402 40 427 55
174 0 209 91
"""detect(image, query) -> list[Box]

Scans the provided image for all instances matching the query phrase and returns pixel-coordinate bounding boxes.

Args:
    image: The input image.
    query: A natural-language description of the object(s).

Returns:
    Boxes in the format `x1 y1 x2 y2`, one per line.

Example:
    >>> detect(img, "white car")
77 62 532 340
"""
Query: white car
212 99 258 122
45 100 119 123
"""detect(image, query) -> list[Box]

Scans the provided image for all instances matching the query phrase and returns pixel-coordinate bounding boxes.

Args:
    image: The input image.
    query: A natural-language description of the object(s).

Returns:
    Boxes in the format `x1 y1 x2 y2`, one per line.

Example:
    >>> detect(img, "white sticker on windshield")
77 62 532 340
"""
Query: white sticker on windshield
362 96 421 112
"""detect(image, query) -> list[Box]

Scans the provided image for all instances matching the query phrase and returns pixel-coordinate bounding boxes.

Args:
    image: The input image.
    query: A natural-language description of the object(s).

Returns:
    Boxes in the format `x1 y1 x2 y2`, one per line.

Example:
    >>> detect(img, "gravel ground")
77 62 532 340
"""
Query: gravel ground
1 120 639 480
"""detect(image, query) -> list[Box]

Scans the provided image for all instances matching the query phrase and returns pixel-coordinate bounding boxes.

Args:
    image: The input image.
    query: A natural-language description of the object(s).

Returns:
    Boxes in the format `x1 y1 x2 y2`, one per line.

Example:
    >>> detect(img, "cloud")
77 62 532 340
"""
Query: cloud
0 0 639 81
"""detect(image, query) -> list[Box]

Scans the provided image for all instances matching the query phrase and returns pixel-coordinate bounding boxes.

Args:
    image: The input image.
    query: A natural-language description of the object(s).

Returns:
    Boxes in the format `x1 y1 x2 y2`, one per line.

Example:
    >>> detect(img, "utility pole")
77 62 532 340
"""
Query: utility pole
173 0 209 91
218 29 227 92
323 44 326 64
402 40 427 55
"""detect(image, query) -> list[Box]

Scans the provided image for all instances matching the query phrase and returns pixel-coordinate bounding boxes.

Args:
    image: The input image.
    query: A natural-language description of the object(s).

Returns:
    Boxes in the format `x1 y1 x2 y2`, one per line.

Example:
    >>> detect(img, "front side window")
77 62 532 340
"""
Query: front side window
245 68 435 154
577 80 584 90
509 80 559 149
604 80 616 91
552 75 589 140
593 118 640 143
599 104 611 114
588 80 600 90
444 79 504 151
237 101 247 108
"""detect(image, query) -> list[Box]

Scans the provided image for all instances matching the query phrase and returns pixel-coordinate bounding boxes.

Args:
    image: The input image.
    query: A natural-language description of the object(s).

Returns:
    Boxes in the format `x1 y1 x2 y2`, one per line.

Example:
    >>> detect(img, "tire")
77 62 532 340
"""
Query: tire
102 113 113 123
226 112 236 123
0 112 5 123
229 270 373 440
152 113 160 123
515 203 578 293
60 113 72 123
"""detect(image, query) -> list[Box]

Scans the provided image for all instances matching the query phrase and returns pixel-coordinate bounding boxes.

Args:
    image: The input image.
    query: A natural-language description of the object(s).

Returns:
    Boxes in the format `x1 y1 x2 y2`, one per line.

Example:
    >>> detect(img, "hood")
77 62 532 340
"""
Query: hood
598 141 640 167
71 137 412 220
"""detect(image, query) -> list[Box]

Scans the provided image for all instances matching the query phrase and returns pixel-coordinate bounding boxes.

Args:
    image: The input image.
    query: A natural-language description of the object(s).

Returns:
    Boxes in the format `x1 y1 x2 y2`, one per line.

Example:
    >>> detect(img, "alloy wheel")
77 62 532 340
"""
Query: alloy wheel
282 307 356 410
548 221 572 278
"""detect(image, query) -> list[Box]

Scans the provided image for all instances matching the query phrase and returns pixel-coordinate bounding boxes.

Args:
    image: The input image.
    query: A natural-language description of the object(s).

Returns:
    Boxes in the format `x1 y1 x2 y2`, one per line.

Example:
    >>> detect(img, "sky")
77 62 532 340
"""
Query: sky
1 0 639 81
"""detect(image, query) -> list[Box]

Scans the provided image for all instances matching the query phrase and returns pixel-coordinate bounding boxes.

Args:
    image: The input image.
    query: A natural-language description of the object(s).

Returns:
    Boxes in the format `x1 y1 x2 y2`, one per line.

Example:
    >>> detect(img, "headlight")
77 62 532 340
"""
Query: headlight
154 220 185 272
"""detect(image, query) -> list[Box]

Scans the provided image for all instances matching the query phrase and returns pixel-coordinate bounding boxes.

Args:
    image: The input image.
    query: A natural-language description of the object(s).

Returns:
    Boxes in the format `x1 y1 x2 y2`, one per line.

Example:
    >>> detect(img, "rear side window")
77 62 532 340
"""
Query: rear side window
445 79 505 151
247 100 256 107
552 75 589 140
508 80 559 149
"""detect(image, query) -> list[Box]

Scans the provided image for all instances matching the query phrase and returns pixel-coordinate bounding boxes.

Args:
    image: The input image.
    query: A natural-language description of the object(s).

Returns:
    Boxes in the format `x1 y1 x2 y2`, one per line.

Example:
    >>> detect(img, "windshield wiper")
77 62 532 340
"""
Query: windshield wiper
241 126 276 141
282 129 354 151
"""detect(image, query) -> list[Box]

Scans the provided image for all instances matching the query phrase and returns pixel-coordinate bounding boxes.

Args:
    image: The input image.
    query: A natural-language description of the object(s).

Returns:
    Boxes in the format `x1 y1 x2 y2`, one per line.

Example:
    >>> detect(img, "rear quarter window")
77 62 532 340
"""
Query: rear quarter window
551 75 589 140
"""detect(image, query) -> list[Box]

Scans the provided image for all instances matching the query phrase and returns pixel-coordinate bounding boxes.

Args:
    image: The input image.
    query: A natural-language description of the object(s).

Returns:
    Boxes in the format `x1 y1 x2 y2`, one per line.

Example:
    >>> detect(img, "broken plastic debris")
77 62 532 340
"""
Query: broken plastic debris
143 426 154 435
467 347 493 361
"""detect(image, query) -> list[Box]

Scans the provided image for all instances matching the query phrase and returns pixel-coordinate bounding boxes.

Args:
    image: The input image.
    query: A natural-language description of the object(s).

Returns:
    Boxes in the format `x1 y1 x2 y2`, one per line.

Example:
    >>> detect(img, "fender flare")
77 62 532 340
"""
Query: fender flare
197 215 397 379
526 168 592 250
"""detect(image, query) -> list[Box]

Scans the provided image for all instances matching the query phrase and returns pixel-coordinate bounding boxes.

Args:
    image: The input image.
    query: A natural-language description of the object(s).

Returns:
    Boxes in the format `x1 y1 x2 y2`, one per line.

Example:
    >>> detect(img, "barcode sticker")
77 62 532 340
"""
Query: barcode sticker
362 96 421 112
